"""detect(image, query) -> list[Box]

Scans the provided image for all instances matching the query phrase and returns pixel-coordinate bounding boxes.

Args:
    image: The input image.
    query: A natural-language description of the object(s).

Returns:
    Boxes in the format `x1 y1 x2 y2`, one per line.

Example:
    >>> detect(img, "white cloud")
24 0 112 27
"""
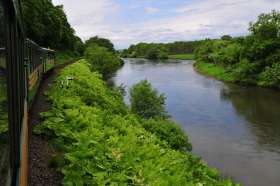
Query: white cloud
52 0 119 39
52 0 280 49
144 7 159 14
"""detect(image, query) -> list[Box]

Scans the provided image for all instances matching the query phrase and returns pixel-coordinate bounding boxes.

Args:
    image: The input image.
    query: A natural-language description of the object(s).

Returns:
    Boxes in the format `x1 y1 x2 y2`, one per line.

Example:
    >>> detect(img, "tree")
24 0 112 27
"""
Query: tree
85 36 115 53
21 0 82 52
84 45 122 78
249 10 280 40
146 47 168 60
221 35 232 40
142 119 192 151
130 80 167 119
195 11 280 87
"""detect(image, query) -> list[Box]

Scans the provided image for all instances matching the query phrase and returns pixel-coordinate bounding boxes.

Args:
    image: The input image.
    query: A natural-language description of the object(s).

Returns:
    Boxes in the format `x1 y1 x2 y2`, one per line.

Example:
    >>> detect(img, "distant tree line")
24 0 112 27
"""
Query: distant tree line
195 10 280 88
121 40 202 60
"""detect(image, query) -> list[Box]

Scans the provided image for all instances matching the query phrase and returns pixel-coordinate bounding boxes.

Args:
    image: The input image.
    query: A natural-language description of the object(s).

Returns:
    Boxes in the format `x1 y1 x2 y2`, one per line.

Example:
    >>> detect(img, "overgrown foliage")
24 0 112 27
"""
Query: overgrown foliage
130 80 167 119
85 36 115 53
84 45 123 78
55 51 80 65
142 118 192 151
21 0 84 54
35 61 238 186
195 10 280 88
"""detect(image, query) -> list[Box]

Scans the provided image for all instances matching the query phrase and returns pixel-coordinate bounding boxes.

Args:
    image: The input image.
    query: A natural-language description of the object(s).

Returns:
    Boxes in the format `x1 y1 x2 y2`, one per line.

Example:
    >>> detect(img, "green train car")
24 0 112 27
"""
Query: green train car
0 0 55 185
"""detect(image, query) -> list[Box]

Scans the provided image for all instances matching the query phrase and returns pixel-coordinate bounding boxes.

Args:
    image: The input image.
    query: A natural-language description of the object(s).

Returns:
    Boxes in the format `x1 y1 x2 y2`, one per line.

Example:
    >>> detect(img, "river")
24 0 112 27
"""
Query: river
112 58 280 186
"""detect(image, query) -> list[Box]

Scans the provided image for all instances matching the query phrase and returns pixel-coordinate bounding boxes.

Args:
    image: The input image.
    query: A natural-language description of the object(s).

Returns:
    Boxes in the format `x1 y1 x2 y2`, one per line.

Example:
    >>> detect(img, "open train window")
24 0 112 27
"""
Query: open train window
0 1 10 185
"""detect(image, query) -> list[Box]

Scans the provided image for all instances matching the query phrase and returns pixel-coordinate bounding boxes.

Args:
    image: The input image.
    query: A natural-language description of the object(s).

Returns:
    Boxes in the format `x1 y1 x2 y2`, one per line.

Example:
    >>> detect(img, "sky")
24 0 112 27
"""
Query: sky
52 0 280 49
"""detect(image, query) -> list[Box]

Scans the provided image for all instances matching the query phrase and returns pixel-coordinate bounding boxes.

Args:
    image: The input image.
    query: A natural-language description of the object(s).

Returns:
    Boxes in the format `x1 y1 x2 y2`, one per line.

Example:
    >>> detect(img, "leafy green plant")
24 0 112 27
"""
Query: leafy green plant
142 118 192 151
146 47 168 60
130 80 168 119
231 59 258 83
55 51 77 65
85 36 115 53
194 10 280 89
35 61 239 186
84 45 123 78
259 63 280 87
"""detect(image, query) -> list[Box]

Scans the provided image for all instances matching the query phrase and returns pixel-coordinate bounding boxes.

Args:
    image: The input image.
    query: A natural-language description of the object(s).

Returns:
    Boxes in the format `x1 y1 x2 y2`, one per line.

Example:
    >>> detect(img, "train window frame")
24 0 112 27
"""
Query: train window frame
0 0 10 184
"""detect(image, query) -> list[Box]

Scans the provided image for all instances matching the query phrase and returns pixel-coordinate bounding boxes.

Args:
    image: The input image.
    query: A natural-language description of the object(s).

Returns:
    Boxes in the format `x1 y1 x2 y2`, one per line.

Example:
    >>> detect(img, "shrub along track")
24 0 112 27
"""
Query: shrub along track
28 61 74 186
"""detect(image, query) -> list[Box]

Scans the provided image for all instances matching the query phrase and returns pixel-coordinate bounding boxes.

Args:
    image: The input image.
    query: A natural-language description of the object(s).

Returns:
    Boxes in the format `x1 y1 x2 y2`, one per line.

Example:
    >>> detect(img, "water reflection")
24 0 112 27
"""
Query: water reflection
221 84 280 151
113 58 280 186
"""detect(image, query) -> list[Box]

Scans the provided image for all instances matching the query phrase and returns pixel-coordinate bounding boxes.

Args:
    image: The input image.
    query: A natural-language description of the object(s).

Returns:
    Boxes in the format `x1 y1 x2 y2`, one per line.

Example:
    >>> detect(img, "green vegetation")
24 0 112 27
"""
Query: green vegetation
121 43 168 60
85 36 115 53
146 47 168 60
55 51 80 65
142 118 192 152
84 45 123 79
46 61 55 72
21 0 84 57
195 10 280 88
121 41 201 60
169 54 195 60
35 61 238 185
130 80 167 119
194 62 236 82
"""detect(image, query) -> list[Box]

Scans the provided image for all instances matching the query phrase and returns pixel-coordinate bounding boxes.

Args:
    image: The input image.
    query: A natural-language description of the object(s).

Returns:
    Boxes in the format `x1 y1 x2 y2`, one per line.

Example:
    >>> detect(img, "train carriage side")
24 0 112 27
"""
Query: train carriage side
0 0 56 185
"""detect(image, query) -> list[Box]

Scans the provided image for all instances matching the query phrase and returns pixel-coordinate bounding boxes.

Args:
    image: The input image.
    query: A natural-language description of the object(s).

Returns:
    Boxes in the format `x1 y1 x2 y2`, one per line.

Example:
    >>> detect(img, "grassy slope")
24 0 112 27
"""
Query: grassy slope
168 54 195 60
194 61 236 82
35 60 239 185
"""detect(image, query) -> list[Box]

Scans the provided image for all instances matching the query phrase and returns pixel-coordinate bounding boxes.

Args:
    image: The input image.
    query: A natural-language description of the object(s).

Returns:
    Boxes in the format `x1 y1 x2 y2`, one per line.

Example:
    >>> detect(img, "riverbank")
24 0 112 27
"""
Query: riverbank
193 61 236 82
168 53 195 60
114 58 280 186
34 59 238 185
194 61 280 89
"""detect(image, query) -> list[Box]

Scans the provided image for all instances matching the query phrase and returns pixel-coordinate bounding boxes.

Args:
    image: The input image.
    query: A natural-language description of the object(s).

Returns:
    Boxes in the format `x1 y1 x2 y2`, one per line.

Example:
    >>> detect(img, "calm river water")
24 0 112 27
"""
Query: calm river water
112 58 280 186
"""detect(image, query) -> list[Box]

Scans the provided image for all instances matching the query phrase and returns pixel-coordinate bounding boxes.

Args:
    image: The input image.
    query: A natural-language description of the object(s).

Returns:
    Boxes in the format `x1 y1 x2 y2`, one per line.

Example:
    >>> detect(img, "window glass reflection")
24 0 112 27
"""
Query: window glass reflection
0 2 9 184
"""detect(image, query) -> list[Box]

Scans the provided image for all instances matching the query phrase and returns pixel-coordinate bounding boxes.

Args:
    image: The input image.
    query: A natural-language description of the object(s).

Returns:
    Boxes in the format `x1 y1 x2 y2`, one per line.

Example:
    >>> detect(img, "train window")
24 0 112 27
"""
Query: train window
0 2 9 184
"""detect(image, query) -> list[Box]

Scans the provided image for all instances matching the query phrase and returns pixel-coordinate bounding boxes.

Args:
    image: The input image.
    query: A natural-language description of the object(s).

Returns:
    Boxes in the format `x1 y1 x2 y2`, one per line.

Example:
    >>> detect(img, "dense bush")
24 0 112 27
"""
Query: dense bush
84 45 123 78
142 118 192 151
195 10 280 88
231 60 258 84
146 47 168 60
259 63 280 87
130 80 167 119
130 80 191 151
55 51 79 65
85 36 115 53
35 61 238 185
